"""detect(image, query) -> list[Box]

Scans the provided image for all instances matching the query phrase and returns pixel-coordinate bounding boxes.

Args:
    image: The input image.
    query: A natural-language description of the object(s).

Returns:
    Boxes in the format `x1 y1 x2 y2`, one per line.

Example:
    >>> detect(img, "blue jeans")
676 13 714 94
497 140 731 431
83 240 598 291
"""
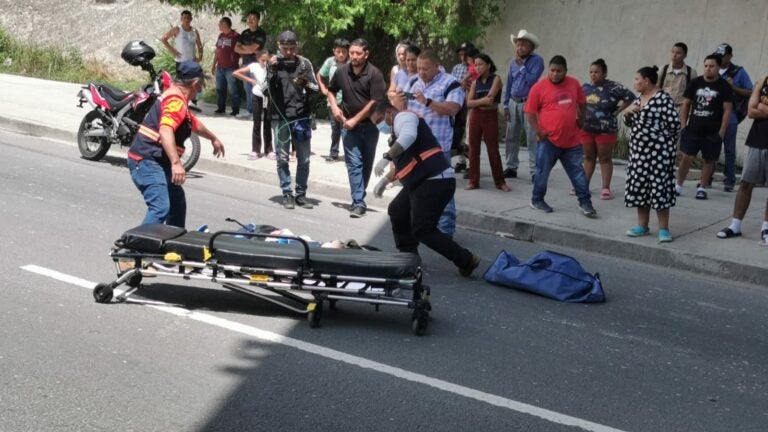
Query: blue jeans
437 150 456 236
723 122 738 187
272 120 310 196
215 67 240 113
127 158 186 228
328 108 342 158
342 124 379 209
532 139 591 205
504 99 537 175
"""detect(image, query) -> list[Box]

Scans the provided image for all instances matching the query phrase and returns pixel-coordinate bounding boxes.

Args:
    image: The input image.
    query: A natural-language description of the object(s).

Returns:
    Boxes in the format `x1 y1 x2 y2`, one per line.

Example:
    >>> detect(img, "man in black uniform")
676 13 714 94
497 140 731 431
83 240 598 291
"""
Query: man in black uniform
370 100 480 277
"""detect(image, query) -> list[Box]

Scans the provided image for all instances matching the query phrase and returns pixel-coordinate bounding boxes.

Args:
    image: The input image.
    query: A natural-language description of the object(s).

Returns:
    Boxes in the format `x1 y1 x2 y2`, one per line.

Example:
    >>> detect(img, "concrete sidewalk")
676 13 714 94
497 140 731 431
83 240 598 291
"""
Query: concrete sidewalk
1 73 766 284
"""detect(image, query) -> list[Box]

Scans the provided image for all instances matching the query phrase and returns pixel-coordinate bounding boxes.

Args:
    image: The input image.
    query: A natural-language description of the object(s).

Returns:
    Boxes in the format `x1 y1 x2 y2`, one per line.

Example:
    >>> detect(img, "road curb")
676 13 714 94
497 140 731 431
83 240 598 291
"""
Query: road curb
3 115 765 285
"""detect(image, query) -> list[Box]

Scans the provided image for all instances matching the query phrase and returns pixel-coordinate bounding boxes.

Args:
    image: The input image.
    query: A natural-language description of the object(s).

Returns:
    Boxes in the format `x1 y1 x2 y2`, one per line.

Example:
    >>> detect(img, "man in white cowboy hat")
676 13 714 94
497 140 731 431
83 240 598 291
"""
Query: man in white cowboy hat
502 29 544 180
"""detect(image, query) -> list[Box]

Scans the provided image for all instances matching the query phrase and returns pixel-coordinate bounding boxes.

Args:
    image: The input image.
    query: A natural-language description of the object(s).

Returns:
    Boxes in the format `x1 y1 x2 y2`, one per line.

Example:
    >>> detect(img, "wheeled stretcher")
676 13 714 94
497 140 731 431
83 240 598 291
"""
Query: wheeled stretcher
94 224 432 334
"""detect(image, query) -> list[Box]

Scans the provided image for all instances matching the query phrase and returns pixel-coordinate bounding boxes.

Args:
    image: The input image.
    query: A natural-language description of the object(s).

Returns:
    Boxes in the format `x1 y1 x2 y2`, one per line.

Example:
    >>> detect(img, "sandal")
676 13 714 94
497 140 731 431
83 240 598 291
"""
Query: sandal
695 189 707 200
497 184 511 192
626 225 650 237
465 183 478 190
658 229 673 243
569 188 576 196
716 227 742 239
600 188 613 200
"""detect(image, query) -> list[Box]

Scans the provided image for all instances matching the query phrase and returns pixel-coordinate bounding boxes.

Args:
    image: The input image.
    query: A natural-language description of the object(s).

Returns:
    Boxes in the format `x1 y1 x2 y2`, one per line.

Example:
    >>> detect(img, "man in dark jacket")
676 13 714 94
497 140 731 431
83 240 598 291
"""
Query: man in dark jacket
268 30 319 209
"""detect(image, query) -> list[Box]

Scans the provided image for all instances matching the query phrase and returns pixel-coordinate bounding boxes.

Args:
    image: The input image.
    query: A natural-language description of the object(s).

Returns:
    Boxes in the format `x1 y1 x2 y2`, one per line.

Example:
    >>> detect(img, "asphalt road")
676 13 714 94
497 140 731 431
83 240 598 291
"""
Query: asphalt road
1 129 767 432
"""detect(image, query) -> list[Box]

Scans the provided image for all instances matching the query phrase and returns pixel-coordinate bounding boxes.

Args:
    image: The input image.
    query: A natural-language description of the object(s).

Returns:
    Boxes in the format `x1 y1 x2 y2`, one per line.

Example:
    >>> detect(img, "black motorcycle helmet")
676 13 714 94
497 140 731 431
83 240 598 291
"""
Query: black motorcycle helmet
121 40 156 66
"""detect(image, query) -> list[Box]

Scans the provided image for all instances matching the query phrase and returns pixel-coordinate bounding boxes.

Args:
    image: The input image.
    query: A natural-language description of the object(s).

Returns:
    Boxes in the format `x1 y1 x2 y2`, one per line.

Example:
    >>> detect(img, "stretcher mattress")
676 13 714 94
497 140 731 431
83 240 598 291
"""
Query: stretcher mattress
116 224 421 279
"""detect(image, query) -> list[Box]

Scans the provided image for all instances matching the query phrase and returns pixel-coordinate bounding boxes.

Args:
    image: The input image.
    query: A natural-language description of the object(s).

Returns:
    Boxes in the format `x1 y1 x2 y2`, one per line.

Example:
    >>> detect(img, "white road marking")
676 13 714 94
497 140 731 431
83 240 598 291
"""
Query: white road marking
21 264 627 432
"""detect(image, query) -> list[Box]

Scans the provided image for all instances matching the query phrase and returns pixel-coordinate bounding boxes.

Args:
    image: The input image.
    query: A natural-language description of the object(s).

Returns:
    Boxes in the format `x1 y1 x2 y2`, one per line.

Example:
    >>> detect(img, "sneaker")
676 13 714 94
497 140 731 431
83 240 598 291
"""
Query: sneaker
503 168 517 178
579 201 597 218
188 104 202 113
724 185 735 192
247 152 261 160
214 108 226 114
658 229 673 243
349 206 366 218
695 189 707 200
459 254 481 277
325 155 340 163
229 111 239 117
454 162 467 173
761 229 768 247
530 200 554 213
675 185 683 196
237 112 252 119
295 195 314 209
282 194 295 209
266 152 277 160
626 225 650 237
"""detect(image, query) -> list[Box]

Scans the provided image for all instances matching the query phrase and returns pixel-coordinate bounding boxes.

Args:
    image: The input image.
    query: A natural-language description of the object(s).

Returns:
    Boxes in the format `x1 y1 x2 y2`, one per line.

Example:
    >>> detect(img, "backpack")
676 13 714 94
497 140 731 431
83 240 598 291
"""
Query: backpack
727 64 749 123
658 64 691 89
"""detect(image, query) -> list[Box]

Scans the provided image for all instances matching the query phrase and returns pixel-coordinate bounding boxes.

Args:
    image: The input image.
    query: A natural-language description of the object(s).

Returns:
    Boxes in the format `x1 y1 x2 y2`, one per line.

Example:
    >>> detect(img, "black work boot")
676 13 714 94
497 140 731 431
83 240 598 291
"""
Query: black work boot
282 194 295 209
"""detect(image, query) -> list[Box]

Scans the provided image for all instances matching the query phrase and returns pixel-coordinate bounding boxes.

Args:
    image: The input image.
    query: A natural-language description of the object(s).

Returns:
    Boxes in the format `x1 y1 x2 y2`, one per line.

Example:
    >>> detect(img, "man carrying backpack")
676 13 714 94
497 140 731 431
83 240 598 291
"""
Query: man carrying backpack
659 42 698 115
716 43 753 192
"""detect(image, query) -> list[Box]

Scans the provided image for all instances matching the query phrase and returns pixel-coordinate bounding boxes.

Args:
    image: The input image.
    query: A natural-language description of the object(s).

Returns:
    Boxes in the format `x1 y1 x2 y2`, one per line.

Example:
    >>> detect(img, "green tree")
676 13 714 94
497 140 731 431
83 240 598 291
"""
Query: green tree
165 0 501 67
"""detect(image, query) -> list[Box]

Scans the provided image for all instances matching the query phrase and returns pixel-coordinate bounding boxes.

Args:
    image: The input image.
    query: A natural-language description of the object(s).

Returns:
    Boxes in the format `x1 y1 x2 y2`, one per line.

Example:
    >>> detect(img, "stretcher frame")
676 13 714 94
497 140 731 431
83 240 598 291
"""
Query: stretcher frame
94 230 432 335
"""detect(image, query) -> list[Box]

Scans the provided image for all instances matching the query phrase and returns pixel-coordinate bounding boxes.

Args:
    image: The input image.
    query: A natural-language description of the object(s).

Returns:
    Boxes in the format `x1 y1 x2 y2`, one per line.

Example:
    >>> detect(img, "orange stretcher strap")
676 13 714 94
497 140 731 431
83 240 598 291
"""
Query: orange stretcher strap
394 147 443 180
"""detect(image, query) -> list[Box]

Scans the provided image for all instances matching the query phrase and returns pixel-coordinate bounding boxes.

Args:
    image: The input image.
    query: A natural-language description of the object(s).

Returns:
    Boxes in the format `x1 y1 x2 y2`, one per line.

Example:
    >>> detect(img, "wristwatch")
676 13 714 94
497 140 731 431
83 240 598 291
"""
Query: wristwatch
425 98 433 107
382 152 392 161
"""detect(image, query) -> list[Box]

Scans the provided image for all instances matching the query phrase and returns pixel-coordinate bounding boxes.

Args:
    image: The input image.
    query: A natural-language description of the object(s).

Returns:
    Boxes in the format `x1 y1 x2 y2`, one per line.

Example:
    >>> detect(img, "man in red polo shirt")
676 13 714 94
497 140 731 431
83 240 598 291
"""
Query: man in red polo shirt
525 55 597 217
211 17 240 116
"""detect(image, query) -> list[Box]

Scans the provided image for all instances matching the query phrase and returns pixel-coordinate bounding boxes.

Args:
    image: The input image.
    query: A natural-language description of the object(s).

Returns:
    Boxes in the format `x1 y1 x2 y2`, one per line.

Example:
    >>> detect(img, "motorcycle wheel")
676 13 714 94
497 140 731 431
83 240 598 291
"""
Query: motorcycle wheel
77 109 112 161
180 134 201 172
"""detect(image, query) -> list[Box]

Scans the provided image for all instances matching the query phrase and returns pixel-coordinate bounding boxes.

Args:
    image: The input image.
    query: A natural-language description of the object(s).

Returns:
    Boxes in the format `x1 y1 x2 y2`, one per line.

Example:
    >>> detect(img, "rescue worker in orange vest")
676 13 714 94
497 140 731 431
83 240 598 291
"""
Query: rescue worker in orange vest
127 60 225 228
370 100 480 277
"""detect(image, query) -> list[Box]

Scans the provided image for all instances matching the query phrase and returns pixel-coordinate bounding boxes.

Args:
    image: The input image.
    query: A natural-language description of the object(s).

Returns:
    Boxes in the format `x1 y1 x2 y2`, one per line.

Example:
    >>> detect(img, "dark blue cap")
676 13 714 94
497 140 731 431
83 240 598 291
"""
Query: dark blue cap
177 60 209 80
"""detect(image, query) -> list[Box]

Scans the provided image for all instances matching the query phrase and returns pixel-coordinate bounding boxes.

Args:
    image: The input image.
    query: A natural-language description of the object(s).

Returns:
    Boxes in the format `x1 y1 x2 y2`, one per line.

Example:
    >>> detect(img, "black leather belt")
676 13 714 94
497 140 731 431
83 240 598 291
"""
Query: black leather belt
511 97 528 103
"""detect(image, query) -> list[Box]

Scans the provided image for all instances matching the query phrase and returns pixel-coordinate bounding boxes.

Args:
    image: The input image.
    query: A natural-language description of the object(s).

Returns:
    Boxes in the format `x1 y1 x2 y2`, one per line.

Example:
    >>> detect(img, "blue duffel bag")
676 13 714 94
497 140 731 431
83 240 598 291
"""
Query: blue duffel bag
483 250 605 303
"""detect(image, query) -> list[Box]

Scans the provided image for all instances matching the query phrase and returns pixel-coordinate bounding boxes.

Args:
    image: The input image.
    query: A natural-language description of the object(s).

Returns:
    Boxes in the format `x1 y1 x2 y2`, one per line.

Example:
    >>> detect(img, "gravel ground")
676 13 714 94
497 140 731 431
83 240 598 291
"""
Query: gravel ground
0 0 244 77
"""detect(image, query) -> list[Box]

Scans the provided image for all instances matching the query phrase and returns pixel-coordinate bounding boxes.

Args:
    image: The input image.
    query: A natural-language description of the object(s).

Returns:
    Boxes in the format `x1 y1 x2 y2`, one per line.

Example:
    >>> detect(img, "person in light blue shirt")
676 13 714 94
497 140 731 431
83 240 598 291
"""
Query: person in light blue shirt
502 30 544 180
715 43 753 192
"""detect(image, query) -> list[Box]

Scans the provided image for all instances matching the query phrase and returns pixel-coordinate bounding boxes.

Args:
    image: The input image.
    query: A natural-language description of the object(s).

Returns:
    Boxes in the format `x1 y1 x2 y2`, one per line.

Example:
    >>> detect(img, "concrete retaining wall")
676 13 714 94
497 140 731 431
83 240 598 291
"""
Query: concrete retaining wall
483 0 768 158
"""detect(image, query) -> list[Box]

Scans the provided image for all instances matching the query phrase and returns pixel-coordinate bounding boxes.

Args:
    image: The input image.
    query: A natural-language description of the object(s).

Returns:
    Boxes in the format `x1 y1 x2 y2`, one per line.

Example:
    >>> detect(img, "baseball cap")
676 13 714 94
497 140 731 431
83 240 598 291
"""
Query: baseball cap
278 30 298 45
714 43 733 56
176 60 209 80
455 42 475 53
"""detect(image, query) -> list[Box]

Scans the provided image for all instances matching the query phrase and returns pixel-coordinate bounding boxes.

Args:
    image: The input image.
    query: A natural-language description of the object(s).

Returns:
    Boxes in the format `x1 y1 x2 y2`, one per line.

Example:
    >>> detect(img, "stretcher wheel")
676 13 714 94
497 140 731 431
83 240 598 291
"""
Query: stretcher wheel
307 303 323 328
411 309 428 336
127 272 143 288
93 283 113 303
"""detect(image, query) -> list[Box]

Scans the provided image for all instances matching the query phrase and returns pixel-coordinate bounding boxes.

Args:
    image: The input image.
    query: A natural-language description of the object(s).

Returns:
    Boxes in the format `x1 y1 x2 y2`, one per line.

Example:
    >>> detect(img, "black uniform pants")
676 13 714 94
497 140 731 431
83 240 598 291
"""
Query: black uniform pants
388 177 473 268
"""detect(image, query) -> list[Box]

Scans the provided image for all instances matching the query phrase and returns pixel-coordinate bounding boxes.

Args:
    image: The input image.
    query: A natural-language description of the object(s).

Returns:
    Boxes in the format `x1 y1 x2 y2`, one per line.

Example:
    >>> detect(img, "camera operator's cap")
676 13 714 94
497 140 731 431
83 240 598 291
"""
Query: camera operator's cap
455 42 475 53
714 43 733 56
177 60 210 80
278 30 298 46
511 29 540 49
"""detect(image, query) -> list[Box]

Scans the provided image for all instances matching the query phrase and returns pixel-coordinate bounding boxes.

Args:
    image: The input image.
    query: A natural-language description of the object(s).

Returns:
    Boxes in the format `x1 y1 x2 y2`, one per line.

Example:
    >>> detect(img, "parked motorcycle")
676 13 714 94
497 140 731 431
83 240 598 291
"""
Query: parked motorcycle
76 41 200 171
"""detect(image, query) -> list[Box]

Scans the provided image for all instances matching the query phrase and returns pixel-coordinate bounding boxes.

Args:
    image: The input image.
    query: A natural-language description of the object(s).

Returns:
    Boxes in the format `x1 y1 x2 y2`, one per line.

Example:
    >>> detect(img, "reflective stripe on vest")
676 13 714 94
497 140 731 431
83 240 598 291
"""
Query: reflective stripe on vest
394 147 443 180
136 86 188 157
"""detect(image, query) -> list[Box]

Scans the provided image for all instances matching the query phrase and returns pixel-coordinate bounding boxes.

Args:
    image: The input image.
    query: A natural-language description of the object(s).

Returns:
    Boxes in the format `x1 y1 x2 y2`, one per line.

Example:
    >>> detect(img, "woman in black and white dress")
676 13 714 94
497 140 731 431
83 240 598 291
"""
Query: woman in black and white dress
622 66 681 243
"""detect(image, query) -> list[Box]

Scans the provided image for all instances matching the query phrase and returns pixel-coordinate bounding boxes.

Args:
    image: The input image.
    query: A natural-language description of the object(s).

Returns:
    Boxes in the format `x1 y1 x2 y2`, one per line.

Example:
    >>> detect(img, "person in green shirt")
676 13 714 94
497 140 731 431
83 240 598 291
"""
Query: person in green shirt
317 38 350 162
